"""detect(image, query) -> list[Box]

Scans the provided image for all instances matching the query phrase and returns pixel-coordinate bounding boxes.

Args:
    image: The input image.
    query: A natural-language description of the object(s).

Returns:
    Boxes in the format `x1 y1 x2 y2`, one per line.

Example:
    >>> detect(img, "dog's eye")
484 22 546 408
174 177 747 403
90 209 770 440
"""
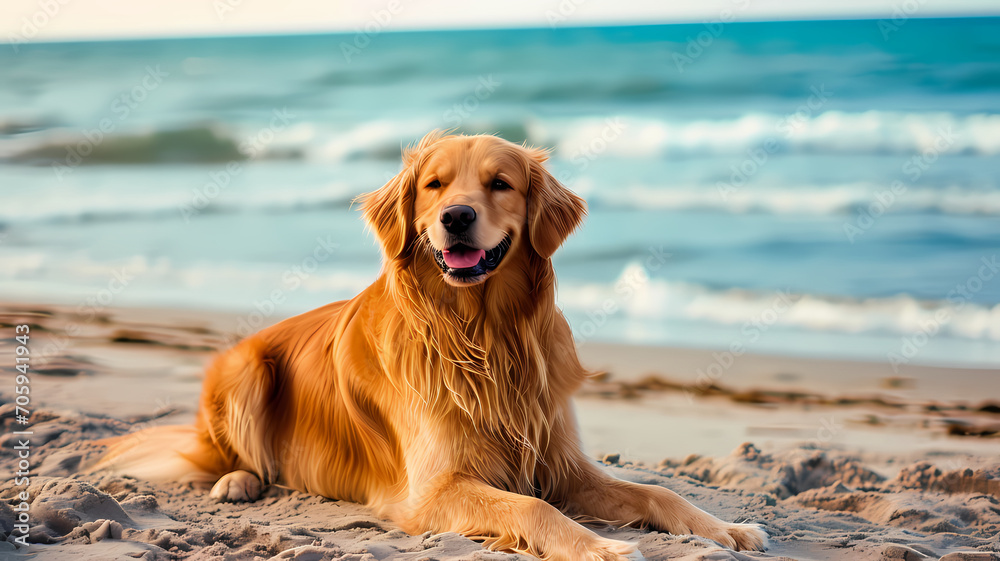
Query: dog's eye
426 180 441 189
491 178 512 191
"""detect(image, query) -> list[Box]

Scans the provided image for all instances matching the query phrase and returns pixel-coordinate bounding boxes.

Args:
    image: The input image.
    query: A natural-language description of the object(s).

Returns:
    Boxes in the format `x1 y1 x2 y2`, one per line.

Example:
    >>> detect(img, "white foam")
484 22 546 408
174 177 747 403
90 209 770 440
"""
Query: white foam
558 262 1000 342
591 183 1000 215
0 179 359 223
0 251 378 312
312 119 431 163
6 111 999 170
284 110 1000 162
542 111 1000 158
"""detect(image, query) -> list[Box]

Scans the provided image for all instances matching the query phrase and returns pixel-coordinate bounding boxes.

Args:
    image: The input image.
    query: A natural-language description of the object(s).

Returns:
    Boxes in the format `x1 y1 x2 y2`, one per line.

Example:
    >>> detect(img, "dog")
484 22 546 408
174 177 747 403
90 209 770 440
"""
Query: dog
98 131 767 560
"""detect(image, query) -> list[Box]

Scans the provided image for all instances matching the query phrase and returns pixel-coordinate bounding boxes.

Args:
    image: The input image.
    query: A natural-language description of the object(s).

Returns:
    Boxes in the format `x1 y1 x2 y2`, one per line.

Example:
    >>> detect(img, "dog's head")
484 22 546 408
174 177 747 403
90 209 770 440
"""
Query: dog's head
360 131 586 287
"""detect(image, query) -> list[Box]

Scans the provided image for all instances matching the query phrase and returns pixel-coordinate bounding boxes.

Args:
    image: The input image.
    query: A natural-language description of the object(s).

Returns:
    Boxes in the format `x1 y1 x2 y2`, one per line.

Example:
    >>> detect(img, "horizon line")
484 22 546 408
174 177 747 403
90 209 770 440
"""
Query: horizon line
3 13 998 47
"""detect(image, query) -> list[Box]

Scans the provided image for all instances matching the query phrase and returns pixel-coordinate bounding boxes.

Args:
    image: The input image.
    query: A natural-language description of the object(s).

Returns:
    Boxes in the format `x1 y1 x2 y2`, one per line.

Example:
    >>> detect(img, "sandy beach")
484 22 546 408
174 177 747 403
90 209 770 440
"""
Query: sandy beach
0 301 998 560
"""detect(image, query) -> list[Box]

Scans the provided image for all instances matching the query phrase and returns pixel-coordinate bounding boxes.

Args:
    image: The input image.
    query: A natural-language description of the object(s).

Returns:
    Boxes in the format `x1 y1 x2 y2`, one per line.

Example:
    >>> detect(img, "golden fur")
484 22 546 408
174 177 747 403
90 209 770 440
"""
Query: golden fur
97 131 767 560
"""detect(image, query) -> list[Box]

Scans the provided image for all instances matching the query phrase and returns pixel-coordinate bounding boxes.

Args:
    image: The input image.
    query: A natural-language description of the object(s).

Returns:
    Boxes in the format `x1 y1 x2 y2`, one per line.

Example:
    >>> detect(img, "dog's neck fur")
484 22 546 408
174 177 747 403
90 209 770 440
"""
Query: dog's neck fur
377 245 560 491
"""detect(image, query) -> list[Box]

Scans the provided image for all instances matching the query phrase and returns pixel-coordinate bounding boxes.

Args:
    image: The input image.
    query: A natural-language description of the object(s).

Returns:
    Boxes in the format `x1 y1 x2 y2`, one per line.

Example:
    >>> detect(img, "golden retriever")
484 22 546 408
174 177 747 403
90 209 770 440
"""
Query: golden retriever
98 131 767 560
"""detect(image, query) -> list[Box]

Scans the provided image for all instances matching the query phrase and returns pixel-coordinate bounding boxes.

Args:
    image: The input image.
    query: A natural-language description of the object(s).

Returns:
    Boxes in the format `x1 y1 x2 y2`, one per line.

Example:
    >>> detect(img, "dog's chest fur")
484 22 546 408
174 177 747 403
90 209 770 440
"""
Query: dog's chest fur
369 264 571 494
386 325 556 493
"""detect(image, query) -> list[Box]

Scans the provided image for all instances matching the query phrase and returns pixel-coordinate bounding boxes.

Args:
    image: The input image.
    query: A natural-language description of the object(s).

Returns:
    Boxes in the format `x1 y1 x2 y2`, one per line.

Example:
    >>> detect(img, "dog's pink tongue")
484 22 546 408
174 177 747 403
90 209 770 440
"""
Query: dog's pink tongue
442 247 485 268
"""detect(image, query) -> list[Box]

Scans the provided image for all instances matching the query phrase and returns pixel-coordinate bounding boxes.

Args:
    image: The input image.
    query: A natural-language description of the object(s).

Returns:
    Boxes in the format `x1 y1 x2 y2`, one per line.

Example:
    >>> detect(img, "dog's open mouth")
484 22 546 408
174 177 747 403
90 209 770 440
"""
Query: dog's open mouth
433 236 511 282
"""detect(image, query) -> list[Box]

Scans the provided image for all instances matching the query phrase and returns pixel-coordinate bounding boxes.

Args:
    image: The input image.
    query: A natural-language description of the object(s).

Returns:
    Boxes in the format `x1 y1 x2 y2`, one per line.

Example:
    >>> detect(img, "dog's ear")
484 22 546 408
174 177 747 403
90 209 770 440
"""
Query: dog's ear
360 166 415 260
526 148 587 259
359 131 448 260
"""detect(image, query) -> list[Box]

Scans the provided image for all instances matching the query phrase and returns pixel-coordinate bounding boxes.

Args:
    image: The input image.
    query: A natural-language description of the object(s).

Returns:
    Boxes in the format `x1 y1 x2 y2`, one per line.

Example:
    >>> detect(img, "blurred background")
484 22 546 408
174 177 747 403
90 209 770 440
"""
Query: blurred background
2 1 999 369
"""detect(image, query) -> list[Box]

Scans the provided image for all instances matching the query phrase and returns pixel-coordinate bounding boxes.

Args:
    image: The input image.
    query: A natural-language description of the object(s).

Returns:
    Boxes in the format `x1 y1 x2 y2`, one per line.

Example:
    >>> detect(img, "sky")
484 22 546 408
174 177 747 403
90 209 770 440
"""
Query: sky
2 0 999 43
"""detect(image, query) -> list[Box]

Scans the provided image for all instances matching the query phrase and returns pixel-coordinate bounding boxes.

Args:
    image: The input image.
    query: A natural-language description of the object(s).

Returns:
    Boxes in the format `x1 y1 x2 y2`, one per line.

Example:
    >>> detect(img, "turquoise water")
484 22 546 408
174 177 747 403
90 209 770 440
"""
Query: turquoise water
1 18 999 367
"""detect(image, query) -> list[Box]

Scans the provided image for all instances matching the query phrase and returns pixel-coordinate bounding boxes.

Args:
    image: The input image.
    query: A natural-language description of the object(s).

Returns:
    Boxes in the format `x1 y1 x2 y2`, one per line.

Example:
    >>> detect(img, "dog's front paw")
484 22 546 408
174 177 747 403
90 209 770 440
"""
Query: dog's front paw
708 522 768 552
209 470 262 502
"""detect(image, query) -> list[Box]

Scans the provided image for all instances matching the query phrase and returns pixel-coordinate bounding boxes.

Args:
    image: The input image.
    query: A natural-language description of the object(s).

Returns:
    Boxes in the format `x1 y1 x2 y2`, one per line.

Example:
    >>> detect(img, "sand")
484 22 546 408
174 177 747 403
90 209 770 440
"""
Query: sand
1 302 998 560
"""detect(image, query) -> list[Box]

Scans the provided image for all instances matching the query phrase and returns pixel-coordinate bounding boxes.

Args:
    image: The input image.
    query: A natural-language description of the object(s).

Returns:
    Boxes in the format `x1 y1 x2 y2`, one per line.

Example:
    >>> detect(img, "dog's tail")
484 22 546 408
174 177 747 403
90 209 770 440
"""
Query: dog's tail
92 424 231 486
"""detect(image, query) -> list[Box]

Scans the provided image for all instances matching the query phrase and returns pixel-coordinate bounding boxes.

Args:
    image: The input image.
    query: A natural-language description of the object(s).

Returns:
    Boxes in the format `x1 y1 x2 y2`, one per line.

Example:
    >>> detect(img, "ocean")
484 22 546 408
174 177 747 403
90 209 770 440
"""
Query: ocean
1 18 999 368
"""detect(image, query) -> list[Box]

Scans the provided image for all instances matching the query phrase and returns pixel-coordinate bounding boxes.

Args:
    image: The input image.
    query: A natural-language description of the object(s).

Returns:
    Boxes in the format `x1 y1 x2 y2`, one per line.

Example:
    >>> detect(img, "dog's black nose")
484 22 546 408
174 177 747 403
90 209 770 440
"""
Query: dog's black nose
440 205 476 234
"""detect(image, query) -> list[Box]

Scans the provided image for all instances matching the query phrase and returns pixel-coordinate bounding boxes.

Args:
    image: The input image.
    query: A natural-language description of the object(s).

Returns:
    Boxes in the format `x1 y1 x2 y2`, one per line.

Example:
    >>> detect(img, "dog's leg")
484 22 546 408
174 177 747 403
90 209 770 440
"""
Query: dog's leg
553 457 767 551
198 339 280 499
394 474 635 561
209 469 262 502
